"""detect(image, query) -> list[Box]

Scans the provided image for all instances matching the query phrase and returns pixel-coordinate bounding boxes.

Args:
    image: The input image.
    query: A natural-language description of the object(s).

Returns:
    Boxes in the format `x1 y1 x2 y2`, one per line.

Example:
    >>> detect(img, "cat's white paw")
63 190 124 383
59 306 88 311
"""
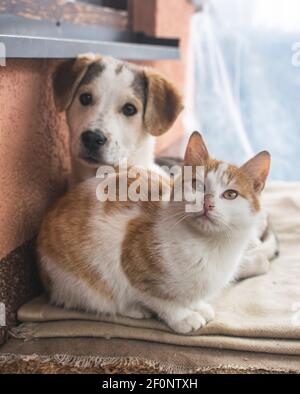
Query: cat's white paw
120 305 152 320
169 310 206 334
192 301 215 322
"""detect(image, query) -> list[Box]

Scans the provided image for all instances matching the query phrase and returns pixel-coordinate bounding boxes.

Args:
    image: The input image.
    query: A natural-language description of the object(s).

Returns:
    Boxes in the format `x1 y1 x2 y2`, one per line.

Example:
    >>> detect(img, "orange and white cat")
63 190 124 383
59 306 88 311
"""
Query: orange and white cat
37 132 271 334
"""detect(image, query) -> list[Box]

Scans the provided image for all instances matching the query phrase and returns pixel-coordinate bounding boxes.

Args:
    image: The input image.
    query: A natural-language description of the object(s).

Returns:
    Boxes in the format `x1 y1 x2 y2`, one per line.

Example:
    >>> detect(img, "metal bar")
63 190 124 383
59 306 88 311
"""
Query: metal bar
0 15 180 60
0 34 179 60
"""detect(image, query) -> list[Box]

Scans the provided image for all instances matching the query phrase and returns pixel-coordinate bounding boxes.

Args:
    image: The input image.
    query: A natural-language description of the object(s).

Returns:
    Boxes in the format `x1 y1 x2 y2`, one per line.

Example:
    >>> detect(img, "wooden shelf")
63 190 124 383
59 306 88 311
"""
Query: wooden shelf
0 0 129 30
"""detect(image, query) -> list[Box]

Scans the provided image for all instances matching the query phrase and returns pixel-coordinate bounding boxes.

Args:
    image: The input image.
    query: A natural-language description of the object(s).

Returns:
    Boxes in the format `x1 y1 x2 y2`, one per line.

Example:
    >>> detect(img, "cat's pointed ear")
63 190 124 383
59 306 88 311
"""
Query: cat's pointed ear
240 151 271 193
184 131 209 166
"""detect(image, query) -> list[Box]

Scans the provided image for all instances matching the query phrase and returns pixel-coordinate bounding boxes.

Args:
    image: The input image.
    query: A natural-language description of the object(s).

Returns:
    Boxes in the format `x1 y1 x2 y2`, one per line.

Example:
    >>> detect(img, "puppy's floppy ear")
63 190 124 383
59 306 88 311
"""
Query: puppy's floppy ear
143 68 183 136
53 53 102 112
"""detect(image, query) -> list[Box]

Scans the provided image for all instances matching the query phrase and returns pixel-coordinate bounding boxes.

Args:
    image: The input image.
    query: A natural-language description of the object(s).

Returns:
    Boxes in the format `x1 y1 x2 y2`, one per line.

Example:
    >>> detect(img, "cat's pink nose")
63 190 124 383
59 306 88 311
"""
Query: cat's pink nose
204 194 214 212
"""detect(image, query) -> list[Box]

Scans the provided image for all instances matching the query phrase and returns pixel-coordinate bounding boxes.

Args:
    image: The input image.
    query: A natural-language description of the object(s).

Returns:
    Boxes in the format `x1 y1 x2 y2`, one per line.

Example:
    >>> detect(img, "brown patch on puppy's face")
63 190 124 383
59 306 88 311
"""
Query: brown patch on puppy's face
79 62 106 87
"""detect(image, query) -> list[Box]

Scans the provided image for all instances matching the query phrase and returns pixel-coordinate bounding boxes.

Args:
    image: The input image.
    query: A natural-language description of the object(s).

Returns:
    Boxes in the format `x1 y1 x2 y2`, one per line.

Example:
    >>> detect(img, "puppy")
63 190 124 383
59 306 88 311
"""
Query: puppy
53 53 183 186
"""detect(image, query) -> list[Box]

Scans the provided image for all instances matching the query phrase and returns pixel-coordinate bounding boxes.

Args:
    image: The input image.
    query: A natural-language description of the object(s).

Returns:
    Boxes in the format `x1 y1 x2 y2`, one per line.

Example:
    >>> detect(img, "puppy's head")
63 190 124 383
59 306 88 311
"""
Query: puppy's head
53 54 183 167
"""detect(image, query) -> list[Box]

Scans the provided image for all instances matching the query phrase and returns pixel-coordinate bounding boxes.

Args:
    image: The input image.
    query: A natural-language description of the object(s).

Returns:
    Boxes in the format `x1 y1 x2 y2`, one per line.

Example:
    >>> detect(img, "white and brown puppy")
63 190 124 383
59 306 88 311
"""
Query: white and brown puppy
53 53 183 186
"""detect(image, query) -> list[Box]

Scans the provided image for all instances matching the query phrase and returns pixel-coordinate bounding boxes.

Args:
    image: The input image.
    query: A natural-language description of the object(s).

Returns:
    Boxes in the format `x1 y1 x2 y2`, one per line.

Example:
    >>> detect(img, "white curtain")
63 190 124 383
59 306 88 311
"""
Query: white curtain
185 0 300 180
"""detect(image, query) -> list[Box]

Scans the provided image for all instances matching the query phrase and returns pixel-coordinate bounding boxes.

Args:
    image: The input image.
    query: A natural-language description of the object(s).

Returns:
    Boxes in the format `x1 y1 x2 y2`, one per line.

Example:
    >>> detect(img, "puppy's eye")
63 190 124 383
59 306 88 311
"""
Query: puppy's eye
122 103 137 117
79 93 93 106
222 189 239 200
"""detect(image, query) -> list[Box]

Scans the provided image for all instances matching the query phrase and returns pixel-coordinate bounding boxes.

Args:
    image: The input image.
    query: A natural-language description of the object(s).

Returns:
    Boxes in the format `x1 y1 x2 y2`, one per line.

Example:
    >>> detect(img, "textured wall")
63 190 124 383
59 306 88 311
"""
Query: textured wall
0 60 70 260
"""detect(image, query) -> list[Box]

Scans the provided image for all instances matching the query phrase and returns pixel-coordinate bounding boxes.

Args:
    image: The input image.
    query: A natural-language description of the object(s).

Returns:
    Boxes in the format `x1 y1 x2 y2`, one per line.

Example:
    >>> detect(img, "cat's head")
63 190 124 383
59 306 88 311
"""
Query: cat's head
179 131 271 234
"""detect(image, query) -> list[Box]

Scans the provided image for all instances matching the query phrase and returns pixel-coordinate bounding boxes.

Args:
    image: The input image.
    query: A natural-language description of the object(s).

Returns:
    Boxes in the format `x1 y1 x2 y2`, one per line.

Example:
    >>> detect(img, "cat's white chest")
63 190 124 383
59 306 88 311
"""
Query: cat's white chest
197 246 240 298
162 230 245 302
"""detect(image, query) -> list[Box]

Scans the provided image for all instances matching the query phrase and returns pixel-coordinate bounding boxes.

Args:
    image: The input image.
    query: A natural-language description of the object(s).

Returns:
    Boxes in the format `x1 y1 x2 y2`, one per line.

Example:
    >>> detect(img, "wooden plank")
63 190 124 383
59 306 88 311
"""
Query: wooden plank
0 0 128 30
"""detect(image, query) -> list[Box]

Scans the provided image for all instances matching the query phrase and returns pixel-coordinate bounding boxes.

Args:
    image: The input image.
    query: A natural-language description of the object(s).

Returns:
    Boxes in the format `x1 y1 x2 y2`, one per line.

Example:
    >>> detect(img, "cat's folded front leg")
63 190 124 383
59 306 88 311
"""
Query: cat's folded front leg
119 304 152 320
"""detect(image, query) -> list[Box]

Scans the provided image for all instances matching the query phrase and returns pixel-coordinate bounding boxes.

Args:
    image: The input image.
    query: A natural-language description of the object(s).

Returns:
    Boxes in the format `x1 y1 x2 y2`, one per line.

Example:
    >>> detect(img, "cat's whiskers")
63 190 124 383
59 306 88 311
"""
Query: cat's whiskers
173 213 191 228
164 214 190 228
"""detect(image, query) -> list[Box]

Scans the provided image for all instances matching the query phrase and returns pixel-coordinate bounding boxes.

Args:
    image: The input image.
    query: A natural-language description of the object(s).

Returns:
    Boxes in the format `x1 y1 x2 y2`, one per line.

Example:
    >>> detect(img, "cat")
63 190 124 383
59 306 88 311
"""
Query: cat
37 132 271 334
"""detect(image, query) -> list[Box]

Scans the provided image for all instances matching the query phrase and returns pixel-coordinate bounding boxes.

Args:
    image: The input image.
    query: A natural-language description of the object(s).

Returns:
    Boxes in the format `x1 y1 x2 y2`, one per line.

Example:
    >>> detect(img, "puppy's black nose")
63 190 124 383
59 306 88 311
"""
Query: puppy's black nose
81 130 107 151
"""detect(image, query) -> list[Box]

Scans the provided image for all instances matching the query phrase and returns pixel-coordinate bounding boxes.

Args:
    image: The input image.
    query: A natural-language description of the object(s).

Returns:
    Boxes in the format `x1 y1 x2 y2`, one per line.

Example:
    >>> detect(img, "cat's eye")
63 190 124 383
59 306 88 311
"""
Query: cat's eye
79 93 93 106
222 189 239 200
122 103 137 117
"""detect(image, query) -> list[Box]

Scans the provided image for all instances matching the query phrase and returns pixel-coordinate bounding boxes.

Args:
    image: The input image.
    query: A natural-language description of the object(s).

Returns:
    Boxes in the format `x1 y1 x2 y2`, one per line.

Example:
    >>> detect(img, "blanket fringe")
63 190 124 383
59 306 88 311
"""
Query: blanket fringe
0 353 299 374
0 353 183 374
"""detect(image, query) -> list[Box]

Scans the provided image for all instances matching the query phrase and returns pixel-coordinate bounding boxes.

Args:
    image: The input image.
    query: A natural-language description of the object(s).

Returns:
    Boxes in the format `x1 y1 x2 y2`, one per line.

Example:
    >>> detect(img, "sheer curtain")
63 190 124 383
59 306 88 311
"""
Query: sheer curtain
185 0 300 180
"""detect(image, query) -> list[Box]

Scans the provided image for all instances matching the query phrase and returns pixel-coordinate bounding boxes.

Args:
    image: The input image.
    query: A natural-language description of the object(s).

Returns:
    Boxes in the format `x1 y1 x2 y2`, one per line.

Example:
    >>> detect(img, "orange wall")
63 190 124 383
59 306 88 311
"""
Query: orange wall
0 60 70 259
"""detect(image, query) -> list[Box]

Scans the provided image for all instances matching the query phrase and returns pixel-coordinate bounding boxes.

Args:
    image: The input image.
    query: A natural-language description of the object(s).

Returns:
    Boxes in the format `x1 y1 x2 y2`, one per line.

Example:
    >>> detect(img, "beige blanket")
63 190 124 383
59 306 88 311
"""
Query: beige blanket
13 182 300 356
